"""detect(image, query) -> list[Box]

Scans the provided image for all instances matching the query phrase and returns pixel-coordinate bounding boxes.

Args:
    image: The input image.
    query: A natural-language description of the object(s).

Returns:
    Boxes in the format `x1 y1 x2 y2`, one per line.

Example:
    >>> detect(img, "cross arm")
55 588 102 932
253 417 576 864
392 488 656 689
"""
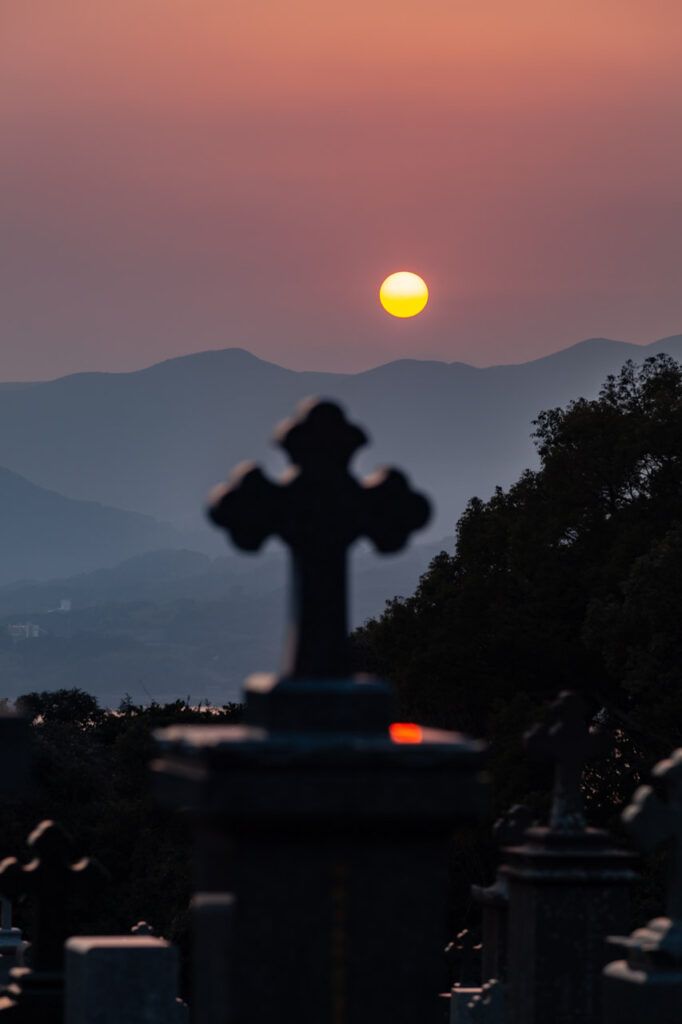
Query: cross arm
208 462 280 552
360 468 431 552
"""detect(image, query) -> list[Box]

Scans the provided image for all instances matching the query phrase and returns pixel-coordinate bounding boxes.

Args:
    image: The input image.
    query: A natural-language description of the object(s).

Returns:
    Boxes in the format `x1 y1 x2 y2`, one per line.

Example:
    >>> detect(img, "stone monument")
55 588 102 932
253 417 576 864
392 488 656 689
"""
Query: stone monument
0 821 106 1024
152 398 488 1024
603 747 682 1024
502 692 636 1024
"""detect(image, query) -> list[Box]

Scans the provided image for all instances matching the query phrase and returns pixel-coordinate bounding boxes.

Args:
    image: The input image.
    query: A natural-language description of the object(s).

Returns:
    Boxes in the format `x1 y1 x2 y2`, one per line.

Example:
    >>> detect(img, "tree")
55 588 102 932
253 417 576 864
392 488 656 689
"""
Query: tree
1 691 243 994
353 356 682 816
17 688 105 728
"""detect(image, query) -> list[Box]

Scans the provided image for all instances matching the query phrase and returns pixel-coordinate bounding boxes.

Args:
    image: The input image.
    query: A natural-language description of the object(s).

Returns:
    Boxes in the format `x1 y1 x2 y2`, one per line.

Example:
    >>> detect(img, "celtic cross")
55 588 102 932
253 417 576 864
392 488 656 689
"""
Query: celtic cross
525 691 607 833
623 748 682 922
208 398 430 679
0 820 106 974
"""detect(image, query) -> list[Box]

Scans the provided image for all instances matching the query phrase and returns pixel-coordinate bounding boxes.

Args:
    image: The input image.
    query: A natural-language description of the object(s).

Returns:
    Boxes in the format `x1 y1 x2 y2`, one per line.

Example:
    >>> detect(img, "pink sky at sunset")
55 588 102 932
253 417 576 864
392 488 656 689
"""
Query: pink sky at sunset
2 0 682 379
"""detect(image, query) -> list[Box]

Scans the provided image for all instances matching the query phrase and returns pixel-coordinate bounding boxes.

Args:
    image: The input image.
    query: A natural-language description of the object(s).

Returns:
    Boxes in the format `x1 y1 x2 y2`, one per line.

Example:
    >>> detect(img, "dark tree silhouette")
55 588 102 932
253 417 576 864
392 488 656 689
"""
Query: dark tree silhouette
354 356 682 817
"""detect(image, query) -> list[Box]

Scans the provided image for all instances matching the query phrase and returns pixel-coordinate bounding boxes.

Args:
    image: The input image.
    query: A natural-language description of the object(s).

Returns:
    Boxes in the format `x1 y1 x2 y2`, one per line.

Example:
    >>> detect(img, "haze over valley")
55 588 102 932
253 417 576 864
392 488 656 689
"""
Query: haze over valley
2 333 680 705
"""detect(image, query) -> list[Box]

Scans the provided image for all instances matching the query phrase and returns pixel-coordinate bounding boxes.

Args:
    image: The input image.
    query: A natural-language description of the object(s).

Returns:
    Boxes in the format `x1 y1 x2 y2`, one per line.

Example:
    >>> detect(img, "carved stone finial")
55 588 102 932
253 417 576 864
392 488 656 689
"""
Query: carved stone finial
130 921 155 937
525 691 607 834
208 398 430 681
0 820 107 973
623 748 682 922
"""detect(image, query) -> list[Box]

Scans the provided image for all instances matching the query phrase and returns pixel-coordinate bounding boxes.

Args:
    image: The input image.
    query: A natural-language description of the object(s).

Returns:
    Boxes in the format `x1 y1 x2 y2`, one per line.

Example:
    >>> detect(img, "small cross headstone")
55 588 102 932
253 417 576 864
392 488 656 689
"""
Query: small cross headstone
0 820 106 1022
622 747 682 923
525 691 607 833
603 748 682 1023
208 397 430 683
0 820 106 974
504 692 635 1024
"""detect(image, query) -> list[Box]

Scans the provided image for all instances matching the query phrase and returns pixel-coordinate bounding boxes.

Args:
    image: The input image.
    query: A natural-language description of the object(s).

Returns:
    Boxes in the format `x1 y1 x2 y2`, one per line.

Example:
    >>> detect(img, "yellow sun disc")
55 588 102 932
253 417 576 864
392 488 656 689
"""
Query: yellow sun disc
379 271 429 318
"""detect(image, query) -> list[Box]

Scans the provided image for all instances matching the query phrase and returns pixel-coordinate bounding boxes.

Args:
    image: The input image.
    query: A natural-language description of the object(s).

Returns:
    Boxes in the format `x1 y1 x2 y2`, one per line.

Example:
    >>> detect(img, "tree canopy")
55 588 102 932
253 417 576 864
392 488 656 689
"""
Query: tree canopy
354 355 682 814
1 690 242 993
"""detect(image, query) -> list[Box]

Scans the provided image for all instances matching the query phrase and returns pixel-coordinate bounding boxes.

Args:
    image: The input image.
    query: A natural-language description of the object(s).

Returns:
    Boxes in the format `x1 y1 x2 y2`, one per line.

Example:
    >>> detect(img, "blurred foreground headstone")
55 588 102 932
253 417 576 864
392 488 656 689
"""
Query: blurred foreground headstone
153 398 488 1024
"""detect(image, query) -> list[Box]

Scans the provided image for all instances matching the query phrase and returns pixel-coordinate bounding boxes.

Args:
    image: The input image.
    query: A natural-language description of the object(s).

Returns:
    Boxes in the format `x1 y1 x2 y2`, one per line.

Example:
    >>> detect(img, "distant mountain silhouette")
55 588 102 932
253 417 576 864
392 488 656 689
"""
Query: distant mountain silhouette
0 467 188 585
0 334 680 559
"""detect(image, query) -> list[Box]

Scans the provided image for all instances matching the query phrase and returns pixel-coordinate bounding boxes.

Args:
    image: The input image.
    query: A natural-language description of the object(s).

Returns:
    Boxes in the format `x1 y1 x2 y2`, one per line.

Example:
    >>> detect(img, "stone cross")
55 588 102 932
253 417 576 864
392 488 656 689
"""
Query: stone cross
0 820 106 974
525 691 607 833
623 748 682 922
208 398 430 679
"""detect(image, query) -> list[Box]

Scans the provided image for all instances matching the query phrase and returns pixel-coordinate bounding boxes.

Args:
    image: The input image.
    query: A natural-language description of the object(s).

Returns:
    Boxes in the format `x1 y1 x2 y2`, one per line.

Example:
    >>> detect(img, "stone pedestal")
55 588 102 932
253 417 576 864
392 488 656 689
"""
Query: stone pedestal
152 679 487 1024
191 894 234 1024
502 827 636 1024
65 936 187 1024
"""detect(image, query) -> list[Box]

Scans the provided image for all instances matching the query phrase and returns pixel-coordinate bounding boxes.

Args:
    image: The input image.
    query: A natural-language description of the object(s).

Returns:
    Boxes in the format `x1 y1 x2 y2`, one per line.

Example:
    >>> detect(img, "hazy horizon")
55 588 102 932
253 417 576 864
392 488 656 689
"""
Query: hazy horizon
1 331 680 385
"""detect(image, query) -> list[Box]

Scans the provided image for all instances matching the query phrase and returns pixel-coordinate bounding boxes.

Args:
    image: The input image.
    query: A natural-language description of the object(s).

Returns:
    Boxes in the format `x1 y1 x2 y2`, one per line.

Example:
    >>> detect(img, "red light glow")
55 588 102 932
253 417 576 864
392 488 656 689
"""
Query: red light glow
389 722 423 744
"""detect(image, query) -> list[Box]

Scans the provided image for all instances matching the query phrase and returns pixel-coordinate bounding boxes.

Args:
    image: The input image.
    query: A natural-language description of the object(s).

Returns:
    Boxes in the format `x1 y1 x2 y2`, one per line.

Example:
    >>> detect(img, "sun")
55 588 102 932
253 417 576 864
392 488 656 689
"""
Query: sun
379 271 429 318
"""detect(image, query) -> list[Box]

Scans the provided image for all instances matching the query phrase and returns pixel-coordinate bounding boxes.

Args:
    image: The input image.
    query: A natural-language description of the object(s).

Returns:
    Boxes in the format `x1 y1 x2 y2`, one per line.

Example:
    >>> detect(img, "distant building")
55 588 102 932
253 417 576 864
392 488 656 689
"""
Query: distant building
7 623 47 642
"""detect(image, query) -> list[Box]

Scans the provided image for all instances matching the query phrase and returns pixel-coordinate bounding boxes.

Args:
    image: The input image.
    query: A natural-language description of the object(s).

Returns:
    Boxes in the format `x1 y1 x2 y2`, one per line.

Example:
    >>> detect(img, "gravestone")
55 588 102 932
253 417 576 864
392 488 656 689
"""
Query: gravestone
0 821 106 1024
603 747 682 1024
502 692 636 1024
65 936 188 1024
190 894 233 1024
152 398 488 1024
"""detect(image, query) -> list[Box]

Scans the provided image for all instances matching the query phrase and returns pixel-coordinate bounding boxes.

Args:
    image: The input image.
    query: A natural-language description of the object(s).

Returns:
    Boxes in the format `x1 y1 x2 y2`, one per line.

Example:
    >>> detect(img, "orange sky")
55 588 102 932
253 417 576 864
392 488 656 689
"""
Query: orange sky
2 0 682 377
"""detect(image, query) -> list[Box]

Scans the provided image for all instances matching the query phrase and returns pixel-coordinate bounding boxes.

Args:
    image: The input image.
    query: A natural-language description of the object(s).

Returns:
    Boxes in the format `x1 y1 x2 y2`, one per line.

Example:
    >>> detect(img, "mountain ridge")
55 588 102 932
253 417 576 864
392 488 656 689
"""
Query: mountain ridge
0 333 680 558
5 334 681 387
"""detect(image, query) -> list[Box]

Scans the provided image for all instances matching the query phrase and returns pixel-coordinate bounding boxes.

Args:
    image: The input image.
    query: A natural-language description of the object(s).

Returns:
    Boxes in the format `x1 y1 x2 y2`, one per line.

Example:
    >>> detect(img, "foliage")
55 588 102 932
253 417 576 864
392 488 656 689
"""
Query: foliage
1 689 242 988
354 356 682 833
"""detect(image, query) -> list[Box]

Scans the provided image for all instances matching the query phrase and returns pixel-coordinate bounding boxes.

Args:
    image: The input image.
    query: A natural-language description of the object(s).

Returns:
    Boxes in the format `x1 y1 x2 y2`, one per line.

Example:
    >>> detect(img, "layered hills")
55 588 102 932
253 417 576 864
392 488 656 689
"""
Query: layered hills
1 333 681 705
0 467 185 586
1 335 681 549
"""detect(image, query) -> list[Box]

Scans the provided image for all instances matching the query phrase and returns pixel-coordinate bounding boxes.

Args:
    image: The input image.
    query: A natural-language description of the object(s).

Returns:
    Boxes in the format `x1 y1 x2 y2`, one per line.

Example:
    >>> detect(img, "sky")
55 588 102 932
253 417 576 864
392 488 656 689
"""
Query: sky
2 0 682 380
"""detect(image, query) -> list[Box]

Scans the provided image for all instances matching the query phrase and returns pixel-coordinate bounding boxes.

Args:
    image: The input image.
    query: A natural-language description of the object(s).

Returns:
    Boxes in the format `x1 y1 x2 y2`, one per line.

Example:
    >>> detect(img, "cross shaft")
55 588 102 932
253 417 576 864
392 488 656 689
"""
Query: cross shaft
525 691 607 833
